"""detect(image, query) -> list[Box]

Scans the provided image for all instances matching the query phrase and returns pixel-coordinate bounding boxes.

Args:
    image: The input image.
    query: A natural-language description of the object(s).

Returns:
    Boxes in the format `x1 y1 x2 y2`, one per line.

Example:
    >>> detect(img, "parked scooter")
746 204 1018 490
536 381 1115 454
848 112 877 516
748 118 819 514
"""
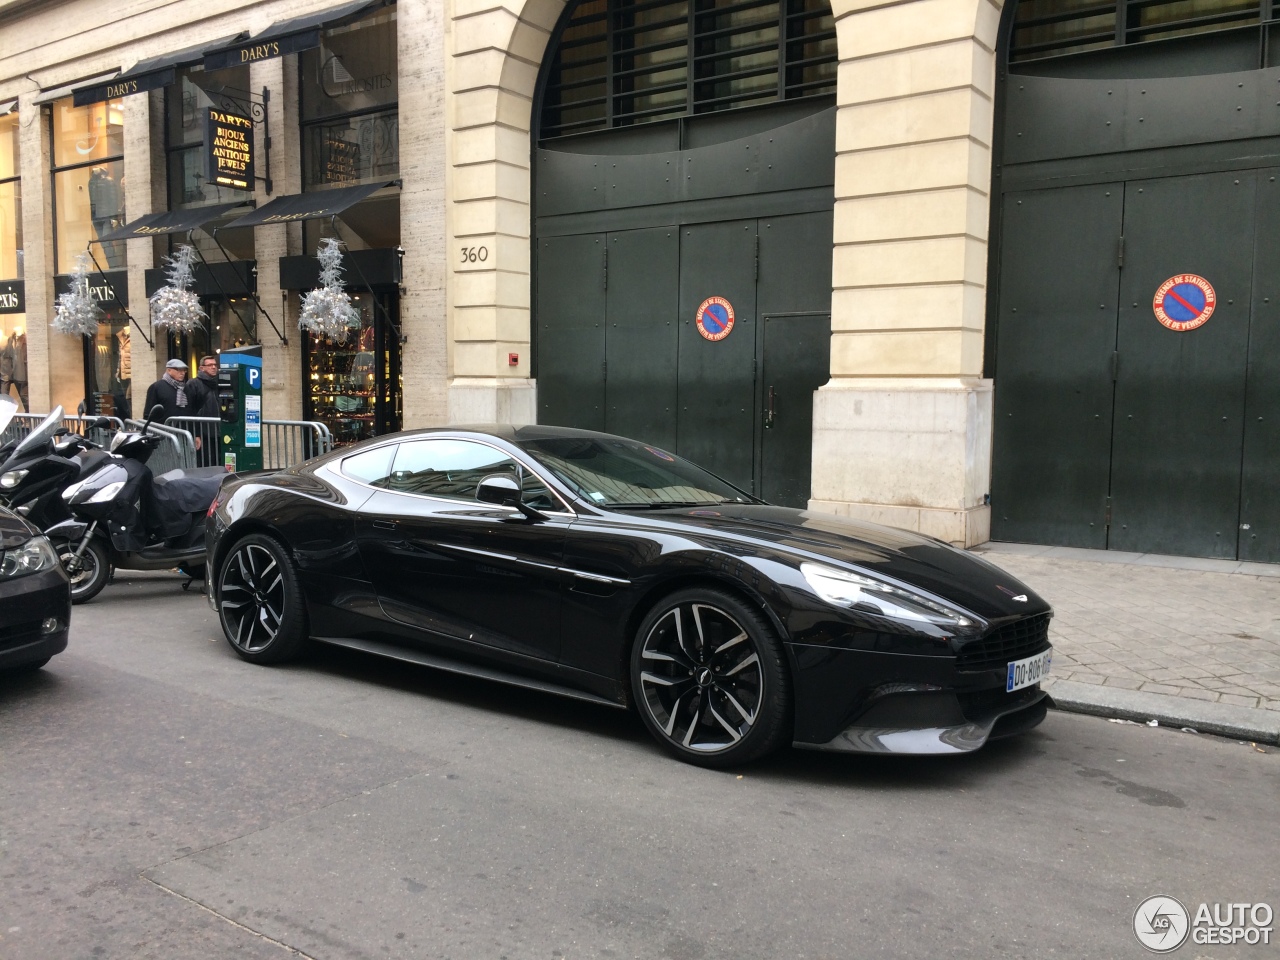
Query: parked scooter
44 404 227 603
0 405 115 531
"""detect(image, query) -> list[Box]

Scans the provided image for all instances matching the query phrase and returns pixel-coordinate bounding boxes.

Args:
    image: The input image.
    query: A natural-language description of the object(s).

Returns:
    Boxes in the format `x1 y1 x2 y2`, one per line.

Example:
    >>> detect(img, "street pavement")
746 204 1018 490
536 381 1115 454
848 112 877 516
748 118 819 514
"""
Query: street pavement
1 571 1277 960
973 543 1280 744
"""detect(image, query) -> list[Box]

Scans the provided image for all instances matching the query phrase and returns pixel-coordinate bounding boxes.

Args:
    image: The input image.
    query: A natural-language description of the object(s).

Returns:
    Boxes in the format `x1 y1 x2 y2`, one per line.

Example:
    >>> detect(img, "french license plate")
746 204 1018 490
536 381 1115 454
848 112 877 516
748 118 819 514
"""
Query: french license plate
1007 648 1052 692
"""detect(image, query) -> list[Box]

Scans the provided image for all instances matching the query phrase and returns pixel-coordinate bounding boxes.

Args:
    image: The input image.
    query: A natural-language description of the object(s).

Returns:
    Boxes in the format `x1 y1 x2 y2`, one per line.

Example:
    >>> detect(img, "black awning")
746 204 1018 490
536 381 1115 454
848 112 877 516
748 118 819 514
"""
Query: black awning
96 202 251 242
203 1 390 71
72 35 246 106
219 181 395 229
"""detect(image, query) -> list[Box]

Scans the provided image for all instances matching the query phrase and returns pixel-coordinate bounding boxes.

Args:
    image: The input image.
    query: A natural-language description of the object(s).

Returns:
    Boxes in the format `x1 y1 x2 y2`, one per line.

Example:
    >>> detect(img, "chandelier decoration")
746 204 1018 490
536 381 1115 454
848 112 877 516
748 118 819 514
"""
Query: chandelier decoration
149 245 208 335
50 253 103 337
298 238 361 342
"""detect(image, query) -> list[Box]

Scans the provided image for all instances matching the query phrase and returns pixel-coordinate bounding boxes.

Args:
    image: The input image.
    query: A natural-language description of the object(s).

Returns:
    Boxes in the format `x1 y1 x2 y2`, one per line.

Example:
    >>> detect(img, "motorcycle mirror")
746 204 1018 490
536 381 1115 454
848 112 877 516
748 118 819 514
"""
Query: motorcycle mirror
92 417 111 429
77 401 86 416
55 427 69 437
143 404 165 433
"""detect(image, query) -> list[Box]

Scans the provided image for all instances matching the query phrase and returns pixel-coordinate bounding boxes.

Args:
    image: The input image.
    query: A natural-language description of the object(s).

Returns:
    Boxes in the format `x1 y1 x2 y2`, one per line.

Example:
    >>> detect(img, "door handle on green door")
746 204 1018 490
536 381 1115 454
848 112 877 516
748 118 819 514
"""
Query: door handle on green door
765 385 776 428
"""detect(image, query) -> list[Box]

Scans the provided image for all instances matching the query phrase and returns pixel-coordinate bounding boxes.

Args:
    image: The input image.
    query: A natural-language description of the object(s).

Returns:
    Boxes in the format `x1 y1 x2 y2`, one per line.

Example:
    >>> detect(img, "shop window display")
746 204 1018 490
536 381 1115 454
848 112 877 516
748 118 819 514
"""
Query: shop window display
51 99 126 272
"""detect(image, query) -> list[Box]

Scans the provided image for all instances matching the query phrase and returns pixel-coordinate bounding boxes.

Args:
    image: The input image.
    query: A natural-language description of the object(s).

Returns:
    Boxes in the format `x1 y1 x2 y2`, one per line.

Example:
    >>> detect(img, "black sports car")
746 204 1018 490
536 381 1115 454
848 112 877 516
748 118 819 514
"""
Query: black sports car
206 425 1053 767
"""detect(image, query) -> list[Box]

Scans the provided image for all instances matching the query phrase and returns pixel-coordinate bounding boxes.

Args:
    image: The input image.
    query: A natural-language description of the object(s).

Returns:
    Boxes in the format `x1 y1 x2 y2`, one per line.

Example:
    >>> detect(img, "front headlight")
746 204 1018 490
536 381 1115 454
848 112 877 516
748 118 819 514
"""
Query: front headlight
0 536 60 579
87 480 126 503
1 469 29 489
800 562 977 629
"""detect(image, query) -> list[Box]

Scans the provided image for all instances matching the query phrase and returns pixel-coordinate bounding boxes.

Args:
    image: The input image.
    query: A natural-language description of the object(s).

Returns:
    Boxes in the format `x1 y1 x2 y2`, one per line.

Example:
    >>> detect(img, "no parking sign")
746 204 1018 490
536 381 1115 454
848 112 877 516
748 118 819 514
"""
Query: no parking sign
1153 274 1216 332
695 296 735 341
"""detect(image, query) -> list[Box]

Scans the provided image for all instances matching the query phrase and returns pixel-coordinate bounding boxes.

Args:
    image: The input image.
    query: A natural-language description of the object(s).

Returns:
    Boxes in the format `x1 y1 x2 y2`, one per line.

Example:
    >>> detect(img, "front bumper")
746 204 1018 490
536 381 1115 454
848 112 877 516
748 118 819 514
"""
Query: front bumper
0 566 71 670
788 642 1052 755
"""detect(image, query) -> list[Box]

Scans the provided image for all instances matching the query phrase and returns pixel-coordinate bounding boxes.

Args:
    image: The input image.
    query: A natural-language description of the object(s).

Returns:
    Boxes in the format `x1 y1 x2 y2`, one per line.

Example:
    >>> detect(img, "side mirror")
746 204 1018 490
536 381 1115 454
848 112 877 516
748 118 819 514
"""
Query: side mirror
93 417 111 429
476 474 521 508
77 402 86 416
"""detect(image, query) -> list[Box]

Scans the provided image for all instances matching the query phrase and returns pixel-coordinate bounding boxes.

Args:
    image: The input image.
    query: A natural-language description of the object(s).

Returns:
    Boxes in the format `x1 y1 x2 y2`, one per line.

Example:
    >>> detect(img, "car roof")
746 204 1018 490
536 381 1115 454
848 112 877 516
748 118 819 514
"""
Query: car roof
375 424 642 445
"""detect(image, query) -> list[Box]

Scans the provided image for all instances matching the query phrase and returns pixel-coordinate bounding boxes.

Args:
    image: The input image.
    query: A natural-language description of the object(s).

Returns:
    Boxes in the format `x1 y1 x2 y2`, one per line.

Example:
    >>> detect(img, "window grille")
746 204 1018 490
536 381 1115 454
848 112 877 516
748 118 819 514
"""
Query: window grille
1010 0 1263 61
540 0 836 138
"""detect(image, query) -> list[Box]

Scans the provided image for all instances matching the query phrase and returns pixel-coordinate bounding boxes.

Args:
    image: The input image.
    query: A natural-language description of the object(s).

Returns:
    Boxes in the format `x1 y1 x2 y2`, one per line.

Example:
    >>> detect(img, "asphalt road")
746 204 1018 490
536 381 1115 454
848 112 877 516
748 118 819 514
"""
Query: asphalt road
2 572 1277 960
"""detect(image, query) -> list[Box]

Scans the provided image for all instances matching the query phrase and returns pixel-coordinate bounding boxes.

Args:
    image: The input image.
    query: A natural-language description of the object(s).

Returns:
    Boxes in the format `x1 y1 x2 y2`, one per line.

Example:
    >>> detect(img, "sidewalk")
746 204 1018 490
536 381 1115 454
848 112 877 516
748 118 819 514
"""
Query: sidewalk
970 542 1280 744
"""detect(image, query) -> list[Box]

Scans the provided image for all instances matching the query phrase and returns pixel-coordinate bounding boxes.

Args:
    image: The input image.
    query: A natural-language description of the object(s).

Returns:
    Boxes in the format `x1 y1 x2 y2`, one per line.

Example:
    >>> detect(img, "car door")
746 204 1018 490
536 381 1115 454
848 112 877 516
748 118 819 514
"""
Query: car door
354 437 571 663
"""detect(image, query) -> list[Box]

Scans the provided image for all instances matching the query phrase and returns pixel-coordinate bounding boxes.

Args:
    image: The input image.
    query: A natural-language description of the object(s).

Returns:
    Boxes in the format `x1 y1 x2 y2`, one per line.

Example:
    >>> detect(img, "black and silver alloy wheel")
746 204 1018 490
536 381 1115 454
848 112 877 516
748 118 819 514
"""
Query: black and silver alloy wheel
217 533 308 664
631 588 790 767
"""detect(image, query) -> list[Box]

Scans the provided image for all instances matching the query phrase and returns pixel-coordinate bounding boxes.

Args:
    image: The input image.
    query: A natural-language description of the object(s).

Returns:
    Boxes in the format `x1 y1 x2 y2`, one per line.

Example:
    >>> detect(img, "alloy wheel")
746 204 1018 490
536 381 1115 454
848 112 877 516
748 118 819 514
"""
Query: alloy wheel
219 542 286 654
638 602 763 753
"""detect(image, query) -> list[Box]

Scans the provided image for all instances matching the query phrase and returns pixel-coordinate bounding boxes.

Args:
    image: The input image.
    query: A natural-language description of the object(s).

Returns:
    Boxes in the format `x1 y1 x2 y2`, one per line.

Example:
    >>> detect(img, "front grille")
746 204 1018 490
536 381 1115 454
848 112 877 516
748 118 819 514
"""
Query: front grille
0 620 44 652
957 613 1051 672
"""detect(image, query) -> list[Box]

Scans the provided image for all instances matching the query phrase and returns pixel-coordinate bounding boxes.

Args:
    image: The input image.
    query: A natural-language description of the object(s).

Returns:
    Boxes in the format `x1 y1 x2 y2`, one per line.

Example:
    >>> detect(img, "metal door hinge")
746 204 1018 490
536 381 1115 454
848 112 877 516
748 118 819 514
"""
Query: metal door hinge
1117 235 1125 269
754 233 759 281
1104 496 1112 528
603 246 608 291
602 359 608 381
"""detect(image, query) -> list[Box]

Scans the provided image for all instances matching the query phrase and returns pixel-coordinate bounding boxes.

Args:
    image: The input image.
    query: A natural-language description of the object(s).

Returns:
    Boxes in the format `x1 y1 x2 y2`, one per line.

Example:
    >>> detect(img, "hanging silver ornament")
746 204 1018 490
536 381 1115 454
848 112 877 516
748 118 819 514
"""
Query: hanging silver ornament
149 245 208 334
51 253 103 337
299 238 361 342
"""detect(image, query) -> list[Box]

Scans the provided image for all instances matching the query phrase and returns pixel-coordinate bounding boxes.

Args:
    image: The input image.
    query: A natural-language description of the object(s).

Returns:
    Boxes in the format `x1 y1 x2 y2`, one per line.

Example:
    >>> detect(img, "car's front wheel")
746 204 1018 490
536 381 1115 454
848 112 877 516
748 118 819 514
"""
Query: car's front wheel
217 533 308 664
630 588 791 767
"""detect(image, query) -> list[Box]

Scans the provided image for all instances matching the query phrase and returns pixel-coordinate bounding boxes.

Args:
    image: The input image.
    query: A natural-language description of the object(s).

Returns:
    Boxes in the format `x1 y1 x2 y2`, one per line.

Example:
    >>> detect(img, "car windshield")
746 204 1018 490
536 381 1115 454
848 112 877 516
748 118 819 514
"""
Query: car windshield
521 436 756 508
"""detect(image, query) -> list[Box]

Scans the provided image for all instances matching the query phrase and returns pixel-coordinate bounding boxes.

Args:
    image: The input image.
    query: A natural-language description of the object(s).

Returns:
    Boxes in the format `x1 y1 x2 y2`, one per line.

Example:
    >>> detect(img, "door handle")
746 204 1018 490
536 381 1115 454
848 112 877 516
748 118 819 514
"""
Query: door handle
372 519 397 530
765 385 776 428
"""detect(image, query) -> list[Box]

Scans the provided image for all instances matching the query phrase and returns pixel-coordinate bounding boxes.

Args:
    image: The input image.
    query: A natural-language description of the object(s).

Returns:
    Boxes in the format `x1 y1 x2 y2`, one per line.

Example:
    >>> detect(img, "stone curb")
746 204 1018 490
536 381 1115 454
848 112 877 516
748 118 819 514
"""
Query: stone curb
1043 678 1280 745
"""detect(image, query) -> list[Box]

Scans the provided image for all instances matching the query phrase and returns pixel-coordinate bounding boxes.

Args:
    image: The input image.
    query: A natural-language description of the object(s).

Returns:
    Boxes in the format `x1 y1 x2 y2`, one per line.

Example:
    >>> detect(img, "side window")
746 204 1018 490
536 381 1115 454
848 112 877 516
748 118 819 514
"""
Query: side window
341 444 397 485
374 439 557 507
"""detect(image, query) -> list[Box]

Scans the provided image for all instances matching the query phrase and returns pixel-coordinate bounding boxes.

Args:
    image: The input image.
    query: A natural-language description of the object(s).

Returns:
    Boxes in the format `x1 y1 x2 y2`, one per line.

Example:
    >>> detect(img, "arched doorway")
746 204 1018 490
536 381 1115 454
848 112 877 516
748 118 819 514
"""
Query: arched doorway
531 0 838 505
988 0 1280 561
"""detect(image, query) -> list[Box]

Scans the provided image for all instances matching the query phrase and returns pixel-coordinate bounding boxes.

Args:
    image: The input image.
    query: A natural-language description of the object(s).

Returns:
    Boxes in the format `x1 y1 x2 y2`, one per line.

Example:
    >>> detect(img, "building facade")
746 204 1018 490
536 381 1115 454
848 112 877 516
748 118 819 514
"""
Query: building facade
0 0 1275 563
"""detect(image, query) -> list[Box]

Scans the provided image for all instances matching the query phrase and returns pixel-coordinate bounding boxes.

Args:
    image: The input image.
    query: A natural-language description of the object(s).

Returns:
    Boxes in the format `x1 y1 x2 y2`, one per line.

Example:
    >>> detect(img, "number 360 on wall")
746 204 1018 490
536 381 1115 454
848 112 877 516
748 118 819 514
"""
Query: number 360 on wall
459 246 489 263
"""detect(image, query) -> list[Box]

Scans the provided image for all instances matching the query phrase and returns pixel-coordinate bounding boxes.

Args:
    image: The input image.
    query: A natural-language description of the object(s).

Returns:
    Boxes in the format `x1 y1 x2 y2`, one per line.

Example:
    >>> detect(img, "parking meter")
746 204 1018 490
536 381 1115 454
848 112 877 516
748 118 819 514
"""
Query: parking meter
217 348 263 471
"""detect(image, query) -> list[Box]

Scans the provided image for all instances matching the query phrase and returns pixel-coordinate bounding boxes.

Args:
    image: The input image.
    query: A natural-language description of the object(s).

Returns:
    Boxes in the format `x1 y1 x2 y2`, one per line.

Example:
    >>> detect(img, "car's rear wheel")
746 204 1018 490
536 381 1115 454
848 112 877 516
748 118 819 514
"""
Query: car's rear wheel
630 588 791 768
217 533 308 664
57 536 110 604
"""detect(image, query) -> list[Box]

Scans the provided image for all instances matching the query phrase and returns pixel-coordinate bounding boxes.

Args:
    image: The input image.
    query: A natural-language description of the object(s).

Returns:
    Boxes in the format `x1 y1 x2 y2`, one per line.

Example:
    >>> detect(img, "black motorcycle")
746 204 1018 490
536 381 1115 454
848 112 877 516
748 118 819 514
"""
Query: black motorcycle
0 406 115 532
41 405 227 603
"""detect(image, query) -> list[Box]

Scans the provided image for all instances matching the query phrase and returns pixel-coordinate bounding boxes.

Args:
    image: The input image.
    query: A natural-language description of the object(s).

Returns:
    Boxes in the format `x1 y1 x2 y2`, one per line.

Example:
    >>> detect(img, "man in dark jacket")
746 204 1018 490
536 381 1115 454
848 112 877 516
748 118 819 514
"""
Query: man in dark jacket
142 358 193 424
186 356 222 466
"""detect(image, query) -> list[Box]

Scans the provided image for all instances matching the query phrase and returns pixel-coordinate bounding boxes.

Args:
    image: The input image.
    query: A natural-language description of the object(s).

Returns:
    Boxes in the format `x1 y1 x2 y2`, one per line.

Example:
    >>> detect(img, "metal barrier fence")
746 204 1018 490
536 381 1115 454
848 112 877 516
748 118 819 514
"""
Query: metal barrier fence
3 411 333 473
125 419 197 473
0 413 124 450
165 417 334 470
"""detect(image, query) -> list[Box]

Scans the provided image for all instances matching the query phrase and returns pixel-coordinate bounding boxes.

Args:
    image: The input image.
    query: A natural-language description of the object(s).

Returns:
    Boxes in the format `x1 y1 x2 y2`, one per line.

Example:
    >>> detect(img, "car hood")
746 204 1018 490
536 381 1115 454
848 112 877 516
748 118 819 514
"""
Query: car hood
646 504 1050 623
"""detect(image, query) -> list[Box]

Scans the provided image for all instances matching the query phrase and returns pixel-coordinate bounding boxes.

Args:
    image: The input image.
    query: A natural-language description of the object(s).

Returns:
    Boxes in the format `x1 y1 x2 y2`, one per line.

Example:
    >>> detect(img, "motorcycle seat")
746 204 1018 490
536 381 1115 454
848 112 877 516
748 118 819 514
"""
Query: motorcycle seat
151 467 226 515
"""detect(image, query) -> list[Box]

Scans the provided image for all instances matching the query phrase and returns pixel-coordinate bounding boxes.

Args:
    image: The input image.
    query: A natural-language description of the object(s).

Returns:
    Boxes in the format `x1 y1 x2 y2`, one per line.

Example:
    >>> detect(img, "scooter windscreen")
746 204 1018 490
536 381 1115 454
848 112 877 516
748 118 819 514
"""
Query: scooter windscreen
6 405 64 464
0 395 16 436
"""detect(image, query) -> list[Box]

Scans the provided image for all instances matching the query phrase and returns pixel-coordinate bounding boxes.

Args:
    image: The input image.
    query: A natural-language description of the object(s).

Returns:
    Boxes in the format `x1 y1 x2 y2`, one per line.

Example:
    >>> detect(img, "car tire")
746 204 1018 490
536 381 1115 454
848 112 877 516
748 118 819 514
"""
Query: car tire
630 587 791 768
57 536 111 605
216 533 308 664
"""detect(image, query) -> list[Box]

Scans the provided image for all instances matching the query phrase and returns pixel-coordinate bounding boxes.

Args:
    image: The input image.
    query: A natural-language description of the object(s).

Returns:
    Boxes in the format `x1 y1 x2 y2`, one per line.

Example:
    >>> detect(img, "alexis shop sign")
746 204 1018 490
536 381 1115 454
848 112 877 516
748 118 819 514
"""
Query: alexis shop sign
54 272 127 309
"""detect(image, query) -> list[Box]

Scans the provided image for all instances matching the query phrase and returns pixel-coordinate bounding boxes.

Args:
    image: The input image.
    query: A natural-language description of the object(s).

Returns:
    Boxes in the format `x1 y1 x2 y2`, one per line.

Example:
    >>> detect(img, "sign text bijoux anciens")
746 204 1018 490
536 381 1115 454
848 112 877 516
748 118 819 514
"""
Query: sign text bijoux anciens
203 107 255 191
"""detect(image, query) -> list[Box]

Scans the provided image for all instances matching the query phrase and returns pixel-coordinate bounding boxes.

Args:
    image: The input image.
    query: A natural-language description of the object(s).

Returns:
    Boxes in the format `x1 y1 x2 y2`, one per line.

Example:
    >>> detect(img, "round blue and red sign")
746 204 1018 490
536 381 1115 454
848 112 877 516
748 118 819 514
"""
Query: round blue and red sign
1153 274 1215 332
695 296 735 341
